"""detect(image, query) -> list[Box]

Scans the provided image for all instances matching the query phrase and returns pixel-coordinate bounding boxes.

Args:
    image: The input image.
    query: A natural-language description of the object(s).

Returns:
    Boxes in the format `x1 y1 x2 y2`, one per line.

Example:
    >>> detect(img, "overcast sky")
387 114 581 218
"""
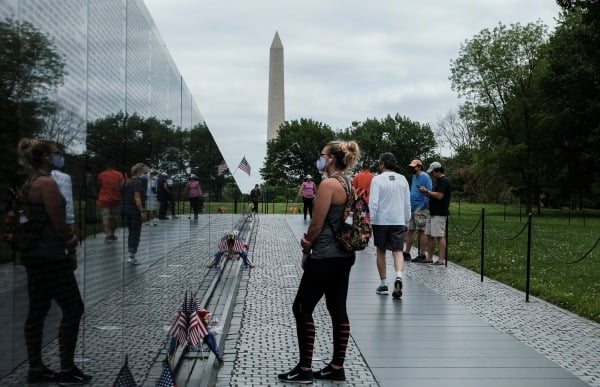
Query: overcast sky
144 0 560 192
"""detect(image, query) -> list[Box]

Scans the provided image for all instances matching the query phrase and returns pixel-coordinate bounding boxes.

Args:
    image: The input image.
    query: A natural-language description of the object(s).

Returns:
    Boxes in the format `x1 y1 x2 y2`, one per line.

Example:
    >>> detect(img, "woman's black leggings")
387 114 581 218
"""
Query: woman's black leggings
302 197 314 219
292 256 355 369
24 258 84 371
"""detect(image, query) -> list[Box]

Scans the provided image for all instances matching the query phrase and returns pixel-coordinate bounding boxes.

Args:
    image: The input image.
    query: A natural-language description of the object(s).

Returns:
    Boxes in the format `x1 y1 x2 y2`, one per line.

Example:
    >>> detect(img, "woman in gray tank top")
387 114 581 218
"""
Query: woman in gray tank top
278 140 360 383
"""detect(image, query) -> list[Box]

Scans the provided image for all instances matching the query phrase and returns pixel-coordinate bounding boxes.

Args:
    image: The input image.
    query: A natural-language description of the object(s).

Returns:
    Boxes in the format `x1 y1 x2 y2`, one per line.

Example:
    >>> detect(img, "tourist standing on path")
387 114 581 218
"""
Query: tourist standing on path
419 161 452 266
121 163 148 265
249 184 261 214
278 140 360 384
96 164 125 244
184 174 203 219
352 161 374 203
50 149 77 262
16 139 90 385
369 152 411 299
146 169 159 225
157 172 170 220
405 159 432 262
298 175 317 221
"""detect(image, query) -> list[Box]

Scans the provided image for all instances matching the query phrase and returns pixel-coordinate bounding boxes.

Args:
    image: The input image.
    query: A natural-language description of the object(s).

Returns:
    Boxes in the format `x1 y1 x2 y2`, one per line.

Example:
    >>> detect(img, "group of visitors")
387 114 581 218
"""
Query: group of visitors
279 141 452 384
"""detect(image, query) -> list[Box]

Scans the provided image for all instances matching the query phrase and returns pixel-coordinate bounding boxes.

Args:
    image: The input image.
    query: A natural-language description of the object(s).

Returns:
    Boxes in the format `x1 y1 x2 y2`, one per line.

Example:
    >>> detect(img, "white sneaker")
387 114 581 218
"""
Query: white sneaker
127 257 140 265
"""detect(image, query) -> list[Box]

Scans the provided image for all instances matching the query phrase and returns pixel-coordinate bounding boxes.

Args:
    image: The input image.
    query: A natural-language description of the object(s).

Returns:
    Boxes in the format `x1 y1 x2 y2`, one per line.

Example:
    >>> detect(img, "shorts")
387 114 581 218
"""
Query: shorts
408 208 429 231
146 196 158 211
372 224 406 251
425 215 447 238
101 206 120 224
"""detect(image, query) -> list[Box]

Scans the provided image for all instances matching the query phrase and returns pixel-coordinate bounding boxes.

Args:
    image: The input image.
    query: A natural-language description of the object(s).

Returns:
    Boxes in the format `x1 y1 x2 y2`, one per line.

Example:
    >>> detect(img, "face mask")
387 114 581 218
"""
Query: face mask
52 154 64 169
316 156 328 172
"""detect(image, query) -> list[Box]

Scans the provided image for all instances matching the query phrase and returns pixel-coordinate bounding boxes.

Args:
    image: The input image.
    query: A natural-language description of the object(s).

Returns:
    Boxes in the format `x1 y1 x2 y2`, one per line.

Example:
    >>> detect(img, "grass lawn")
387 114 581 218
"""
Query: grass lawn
442 202 600 323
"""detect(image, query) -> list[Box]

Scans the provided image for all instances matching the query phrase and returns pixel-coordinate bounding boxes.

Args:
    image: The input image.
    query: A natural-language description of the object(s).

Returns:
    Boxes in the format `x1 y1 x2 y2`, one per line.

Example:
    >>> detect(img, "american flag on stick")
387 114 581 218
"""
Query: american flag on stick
217 160 229 176
156 361 177 387
238 156 251 175
112 355 137 387
188 301 209 348
167 293 189 348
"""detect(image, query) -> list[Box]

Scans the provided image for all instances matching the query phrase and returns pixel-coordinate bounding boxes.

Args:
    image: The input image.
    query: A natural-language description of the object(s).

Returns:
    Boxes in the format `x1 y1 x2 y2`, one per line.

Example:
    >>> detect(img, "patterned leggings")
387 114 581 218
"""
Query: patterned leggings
292 256 355 368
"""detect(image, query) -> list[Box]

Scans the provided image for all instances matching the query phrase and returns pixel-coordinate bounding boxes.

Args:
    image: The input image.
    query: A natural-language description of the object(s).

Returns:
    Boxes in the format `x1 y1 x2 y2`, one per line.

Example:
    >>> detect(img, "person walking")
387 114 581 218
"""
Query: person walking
16 138 90 384
249 184 261 214
298 175 318 221
352 161 374 203
121 163 148 264
278 140 360 384
96 163 125 243
369 152 411 299
184 174 203 219
405 159 432 262
419 161 452 266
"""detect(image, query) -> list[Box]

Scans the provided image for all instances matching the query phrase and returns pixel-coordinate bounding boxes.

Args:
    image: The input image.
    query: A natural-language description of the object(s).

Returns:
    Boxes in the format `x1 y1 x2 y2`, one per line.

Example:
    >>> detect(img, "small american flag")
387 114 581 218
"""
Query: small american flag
217 160 228 176
167 294 189 347
156 362 177 387
238 156 251 175
188 302 209 348
113 356 137 387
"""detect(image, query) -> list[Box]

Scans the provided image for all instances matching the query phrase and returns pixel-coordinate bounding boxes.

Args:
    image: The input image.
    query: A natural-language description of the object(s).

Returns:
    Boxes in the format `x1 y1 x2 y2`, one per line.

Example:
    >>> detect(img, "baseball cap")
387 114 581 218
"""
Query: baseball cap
306 174 312 179
408 159 423 167
427 161 442 173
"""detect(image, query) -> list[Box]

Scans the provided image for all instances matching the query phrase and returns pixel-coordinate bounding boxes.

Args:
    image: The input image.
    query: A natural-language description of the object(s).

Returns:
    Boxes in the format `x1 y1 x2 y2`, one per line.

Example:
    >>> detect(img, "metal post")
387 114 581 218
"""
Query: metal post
480 208 485 282
526 213 532 302
444 215 449 266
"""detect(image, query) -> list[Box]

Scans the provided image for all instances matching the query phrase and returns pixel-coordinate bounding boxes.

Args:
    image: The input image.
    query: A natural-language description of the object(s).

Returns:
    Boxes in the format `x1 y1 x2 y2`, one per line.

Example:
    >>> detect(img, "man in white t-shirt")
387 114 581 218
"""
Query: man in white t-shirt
369 152 411 299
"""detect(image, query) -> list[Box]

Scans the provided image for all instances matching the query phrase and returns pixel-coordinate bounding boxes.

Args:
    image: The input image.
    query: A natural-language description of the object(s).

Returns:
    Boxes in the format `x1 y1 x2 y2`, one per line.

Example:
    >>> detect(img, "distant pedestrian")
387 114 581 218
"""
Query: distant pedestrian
157 172 170 220
249 184 261 214
352 161 374 203
84 166 97 224
146 169 159 225
369 152 411 299
298 175 317 220
419 161 452 266
278 140 360 384
122 163 148 264
96 164 125 243
405 159 432 263
184 174 203 219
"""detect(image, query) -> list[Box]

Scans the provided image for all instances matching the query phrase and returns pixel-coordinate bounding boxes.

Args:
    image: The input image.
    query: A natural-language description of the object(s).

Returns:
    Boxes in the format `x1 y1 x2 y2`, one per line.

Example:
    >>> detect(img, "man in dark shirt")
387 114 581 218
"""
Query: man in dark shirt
418 162 451 266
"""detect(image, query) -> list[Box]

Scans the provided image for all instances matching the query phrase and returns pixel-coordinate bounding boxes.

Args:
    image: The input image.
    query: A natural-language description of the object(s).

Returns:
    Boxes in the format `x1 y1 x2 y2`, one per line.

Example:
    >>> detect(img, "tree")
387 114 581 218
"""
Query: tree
260 119 336 186
341 114 436 175
38 104 85 150
0 18 65 207
450 21 549 211
434 105 479 154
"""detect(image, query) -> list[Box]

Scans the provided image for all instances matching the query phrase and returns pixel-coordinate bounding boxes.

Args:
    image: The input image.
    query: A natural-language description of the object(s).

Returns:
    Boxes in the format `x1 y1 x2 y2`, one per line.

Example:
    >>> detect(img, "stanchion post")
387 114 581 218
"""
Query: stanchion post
480 207 485 282
526 212 532 302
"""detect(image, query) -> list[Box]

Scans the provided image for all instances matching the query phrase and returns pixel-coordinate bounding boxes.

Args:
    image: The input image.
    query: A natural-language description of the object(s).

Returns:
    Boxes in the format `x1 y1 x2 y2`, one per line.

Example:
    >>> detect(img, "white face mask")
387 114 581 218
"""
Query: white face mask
316 156 328 172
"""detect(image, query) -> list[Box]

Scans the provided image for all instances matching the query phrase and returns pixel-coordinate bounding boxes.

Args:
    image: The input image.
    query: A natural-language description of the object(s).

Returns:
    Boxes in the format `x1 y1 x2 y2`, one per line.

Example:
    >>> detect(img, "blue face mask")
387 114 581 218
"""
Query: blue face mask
52 154 65 169
316 156 328 172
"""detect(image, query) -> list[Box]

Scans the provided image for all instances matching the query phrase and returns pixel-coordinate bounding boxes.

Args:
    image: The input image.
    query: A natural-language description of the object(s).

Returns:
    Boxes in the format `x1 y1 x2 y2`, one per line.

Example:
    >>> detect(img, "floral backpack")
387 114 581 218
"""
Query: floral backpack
327 175 372 252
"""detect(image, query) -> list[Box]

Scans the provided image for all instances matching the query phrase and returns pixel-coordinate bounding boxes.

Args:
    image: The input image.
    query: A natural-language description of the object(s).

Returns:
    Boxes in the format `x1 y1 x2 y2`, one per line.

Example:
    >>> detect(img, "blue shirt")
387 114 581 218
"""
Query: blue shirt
410 172 432 211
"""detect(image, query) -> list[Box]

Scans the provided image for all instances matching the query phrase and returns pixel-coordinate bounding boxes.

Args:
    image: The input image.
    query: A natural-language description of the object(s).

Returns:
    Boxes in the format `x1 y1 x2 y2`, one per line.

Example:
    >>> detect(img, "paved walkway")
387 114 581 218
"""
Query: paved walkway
218 215 598 387
0 214 597 386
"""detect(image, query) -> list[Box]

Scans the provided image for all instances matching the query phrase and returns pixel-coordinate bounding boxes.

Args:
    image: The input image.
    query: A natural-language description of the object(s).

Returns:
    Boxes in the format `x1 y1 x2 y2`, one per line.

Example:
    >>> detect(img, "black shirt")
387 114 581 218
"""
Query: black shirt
122 178 145 207
429 176 451 216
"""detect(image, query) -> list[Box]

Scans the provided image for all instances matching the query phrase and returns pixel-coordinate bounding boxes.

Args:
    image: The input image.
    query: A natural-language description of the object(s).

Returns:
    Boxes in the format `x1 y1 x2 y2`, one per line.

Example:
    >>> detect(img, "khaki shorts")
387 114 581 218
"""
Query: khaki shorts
408 208 429 231
425 215 447 238
101 206 120 225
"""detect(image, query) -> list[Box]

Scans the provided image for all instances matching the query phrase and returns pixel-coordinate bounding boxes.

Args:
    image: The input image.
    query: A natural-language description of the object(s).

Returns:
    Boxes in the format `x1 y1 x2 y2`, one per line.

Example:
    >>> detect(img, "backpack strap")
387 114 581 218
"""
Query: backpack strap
326 175 352 234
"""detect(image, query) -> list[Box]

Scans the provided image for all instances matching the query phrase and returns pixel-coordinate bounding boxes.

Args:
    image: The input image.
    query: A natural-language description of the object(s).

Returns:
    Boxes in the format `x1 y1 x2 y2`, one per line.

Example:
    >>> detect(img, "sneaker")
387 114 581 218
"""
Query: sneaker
58 366 92 385
277 365 313 384
376 285 388 295
127 257 140 265
313 364 345 381
403 252 412 261
392 278 403 299
27 366 57 383
411 254 426 263
429 261 446 266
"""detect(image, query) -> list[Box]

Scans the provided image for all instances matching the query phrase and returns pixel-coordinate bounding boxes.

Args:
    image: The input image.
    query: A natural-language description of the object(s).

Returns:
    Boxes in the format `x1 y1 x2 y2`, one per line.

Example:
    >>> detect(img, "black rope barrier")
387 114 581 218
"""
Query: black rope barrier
448 214 482 236
531 226 600 264
487 221 529 241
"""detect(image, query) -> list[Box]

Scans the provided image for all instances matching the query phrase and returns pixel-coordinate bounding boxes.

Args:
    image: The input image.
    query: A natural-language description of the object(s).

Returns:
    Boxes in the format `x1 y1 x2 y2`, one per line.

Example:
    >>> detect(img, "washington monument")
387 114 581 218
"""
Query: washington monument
267 31 284 141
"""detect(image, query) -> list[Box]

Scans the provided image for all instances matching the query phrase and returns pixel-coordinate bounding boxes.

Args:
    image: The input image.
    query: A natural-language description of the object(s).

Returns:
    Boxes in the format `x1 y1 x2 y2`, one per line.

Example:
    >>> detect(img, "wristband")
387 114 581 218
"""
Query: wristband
302 249 311 254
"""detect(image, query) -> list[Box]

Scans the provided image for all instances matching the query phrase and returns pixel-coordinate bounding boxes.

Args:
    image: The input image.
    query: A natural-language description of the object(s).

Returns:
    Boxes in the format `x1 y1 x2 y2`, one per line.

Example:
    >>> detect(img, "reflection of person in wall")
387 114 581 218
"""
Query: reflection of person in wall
84 165 97 224
298 175 318 221
17 138 90 385
122 162 148 265
146 169 160 225
184 174 203 219
249 184 261 214
96 163 125 243
157 172 170 220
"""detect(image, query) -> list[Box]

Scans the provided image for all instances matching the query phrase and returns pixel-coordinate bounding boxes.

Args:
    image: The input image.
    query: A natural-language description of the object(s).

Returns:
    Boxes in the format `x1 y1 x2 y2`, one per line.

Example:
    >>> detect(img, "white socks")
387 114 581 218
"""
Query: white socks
396 271 403 280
